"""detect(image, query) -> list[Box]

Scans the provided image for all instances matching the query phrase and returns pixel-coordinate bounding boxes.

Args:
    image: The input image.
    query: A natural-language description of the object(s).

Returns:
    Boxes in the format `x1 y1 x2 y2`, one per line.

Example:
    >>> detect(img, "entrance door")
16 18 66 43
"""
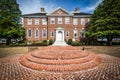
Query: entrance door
57 31 63 41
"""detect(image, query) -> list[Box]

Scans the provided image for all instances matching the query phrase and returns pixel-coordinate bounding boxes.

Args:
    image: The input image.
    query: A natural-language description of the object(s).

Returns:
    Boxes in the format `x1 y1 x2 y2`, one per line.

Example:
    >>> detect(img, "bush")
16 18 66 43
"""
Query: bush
72 41 82 46
67 38 73 45
49 39 54 45
42 40 48 46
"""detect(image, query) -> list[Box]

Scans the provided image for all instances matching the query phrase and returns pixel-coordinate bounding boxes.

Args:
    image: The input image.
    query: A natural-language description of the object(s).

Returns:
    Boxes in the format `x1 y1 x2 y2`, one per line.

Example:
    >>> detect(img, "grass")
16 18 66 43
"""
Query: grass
85 46 120 58
0 47 28 58
0 46 120 58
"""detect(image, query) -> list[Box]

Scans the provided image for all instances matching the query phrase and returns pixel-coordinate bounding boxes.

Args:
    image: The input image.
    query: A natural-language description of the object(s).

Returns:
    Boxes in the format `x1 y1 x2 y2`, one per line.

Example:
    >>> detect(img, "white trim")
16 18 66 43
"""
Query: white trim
35 18 39 25
50 31 54 37
28 28 32 38
81 18 85 25
42 28 47 38
27 18 32 25
73 28 78 38
35 28 39 38
58 17 62 24
42 18 47 25
50 17 55 24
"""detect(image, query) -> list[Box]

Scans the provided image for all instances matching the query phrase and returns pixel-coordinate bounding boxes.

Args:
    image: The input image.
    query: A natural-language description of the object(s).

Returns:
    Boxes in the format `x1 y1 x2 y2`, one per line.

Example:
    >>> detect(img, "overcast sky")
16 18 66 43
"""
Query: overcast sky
17 0 102 14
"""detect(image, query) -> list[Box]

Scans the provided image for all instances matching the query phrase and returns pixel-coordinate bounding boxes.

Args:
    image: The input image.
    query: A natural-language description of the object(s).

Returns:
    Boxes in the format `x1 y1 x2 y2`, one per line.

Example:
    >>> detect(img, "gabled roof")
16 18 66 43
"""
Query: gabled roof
47 7 72 15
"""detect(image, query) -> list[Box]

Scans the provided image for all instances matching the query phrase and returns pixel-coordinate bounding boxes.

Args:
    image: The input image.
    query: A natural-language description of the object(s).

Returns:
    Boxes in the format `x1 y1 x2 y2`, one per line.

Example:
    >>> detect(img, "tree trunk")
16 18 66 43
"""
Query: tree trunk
107 36 112 46
6 38 11 45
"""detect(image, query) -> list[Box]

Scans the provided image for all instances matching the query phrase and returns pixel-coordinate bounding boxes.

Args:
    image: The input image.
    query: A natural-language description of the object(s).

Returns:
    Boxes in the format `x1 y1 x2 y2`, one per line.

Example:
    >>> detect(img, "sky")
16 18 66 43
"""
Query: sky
17 0 102 14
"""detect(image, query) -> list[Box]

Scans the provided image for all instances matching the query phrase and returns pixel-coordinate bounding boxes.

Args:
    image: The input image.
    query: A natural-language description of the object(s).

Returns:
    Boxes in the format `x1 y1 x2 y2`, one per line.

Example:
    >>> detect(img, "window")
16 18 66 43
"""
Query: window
42 18 47 25
58 17 62 24
42 29 47 38
73 18 78 25
65 17 70 24
50 31 54 37
66 31 69 37
81 28 85 38
35 28 39 38
35 18 39 25
28 18 32 25
81 18 85 25
28 29 32 38
50 17 55 24
88 18 91 24
73 29 78 38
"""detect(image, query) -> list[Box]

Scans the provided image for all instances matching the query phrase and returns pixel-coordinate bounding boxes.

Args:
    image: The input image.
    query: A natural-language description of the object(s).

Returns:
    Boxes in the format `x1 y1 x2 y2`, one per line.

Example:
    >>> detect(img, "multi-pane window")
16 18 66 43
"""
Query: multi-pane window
50 31 54 37
28 18 32 25
35 28 39 38
58 17 62 24
74 29 78 38
28 29 32 38
35 18 39 25
65 17 70 24
73 18 78 25
42 29 47 38
42 18 47 25
81 28 85 38
50 17 55 24
81 18 85 25
66 31 69 37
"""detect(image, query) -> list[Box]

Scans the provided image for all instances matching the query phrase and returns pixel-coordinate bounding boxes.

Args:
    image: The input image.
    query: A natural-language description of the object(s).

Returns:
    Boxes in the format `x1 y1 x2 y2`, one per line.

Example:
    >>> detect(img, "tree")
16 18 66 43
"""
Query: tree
87 0 120 46
0 0 25 45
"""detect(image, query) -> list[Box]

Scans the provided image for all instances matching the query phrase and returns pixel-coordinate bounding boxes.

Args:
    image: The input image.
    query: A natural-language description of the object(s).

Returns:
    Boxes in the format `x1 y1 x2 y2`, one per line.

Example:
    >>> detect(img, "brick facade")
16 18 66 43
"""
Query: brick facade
22 7 91 43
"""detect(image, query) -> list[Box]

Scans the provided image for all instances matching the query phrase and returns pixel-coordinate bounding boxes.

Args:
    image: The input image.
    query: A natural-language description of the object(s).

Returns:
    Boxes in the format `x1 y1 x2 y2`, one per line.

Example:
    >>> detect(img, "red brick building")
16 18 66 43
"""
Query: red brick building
22 7 91 44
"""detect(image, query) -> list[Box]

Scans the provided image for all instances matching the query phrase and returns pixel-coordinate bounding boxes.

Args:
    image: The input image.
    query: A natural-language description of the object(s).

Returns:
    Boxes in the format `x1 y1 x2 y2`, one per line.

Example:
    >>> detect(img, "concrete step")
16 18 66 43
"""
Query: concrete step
52 41 68 46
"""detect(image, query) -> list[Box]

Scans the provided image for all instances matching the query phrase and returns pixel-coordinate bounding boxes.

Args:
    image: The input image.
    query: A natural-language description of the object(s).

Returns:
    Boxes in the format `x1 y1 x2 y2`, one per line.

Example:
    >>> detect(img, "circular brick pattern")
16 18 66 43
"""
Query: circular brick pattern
19 46 101 72
0 46 120 80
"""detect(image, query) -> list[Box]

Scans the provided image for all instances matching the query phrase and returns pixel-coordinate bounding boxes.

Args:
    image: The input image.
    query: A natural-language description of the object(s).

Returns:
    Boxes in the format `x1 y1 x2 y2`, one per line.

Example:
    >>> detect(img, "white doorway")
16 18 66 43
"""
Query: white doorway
57 31 63 41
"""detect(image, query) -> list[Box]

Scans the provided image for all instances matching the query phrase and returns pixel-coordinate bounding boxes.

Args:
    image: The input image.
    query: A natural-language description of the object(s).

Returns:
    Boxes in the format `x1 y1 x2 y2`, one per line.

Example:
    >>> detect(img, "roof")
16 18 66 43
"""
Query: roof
73 12 92 15
22 13 47 17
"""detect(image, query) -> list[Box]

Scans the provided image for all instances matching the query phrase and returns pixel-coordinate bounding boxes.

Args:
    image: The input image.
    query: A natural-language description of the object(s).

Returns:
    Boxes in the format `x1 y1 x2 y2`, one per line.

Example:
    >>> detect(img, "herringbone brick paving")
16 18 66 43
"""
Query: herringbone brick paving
0 49 120 80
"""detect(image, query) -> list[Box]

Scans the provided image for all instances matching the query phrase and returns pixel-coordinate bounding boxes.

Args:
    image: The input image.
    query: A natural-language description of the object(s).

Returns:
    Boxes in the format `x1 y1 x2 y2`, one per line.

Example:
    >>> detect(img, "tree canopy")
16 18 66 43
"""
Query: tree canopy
86 0 120 45
0 0 25 45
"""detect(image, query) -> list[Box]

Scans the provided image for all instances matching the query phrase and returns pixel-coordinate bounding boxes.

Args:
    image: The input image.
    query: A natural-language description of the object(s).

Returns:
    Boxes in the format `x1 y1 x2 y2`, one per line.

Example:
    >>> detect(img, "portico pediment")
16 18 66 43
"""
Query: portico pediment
47 7 73 16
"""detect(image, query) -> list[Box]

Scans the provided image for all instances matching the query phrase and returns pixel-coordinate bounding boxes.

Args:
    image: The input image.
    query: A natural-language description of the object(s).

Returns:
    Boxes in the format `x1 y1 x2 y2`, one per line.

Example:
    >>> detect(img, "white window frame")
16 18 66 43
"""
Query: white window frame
35 18 39 25
81 18 85 25
50 17 55 24
28 18 32 25
81 28 85 38
65 17 70 24
28 28 32 38
73 18 78 25
50 31 54 37
42 29 47 38
66 31 70 37
73 29 78 38
58 17 62 24
35 28 39 38
42 18 47 25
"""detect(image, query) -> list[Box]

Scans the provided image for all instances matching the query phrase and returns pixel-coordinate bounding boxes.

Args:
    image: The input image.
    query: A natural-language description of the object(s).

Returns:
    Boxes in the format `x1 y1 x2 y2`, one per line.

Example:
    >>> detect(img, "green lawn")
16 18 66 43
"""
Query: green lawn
0 46 120 58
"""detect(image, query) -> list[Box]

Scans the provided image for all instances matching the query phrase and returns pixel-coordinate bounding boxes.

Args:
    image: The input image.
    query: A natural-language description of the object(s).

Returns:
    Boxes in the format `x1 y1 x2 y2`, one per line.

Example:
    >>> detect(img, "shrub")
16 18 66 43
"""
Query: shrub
67 38 73 45
42 40 48 46
49 39 54 45
72 41 82 46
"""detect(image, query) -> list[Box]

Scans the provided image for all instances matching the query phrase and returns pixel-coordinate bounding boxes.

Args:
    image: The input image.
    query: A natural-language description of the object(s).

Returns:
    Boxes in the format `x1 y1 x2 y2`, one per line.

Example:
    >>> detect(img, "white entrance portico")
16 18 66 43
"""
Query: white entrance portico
53 27 68 46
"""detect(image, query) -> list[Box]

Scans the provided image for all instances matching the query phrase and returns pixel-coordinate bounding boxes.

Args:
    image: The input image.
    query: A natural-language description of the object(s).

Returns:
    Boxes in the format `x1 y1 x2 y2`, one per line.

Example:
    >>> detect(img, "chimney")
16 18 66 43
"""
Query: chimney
40 8 45 12
75 7 80 13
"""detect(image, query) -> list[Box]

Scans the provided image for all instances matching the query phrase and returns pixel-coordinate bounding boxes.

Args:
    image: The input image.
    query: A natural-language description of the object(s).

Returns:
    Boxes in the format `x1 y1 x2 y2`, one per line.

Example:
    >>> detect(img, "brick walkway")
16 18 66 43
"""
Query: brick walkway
0 53 120 80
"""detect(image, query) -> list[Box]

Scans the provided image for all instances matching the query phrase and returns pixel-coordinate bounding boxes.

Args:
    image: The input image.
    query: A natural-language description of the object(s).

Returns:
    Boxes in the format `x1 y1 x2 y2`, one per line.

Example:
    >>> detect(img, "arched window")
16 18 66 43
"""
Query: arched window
35 28 39 38
28 28 32 38
42 29 47 38
81 28 85 38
